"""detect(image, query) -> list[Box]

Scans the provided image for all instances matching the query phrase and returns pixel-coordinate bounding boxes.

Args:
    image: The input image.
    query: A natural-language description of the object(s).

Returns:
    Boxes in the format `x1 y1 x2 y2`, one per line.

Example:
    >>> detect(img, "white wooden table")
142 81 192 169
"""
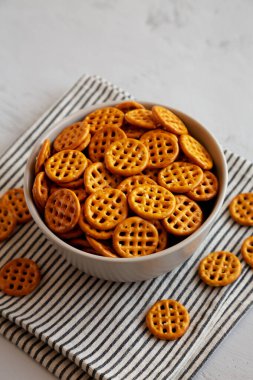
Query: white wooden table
0 0 252 379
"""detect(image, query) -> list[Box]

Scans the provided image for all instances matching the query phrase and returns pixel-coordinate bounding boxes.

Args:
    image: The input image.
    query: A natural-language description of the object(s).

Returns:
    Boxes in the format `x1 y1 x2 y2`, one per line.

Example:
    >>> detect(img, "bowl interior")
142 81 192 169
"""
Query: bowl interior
24 101 228 263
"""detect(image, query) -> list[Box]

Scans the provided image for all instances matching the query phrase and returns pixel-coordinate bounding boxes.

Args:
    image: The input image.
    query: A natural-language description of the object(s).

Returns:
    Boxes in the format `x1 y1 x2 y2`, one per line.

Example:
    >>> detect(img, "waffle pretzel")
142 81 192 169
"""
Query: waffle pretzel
68 238 97 255
84 162 122 194
2 188 31 224
35 139 51 174
88 125 127 162
125 109 156 130
122 125 146 139
79 205 113 240
57 177 84 189
32 172 49 210
53 122 90 152
84 188 128 231
68 237 91 249
105 138 149 176
86 236 118 258
117 175 156 197
57 227 83 240
0 205 17 242
128 185 176 220
142 167 159 182
0 258 41 296
163 195 203 236
146 299 190 340
187 171 218 201
152 106 188 135
179 134 213 170
75 133 91 151
151 220 168 252
199 251 241 286
158 162 203 193
52 183 87 202
113 216 158 257
140 129 179 169
82 107 124 135
241 236 253 267
115 100 145 113
45 189 80 234
229 193 253 226
45 150 87 183
70 188 87 203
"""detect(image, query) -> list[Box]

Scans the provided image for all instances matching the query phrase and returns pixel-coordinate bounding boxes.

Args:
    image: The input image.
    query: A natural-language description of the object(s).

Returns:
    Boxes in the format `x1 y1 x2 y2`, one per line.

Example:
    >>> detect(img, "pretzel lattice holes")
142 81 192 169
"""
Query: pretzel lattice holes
146 299 190 340
53 122 90 151
158 162 203 193
89 125 127 162
2 188 31 224
113 216 158 257
128 185 176 220
0 258 41 296
117 175 156 197
45 150 87 183
45 189 81 234
163 195 203 236
140 130 179 169
84 162 122 194
152 106 188 135
105 138 149 176
241 236 253 267
229 193 253 226
125 109 156 129
179 134 213 170
82 107 124 135
0 206 16 242
199 251 241 286
187 171 218 201
84 188 128 230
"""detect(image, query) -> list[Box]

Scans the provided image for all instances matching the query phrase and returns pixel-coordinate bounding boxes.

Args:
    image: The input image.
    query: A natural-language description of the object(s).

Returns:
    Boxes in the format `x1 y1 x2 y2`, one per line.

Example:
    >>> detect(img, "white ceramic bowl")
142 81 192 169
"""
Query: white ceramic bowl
24 101 227 282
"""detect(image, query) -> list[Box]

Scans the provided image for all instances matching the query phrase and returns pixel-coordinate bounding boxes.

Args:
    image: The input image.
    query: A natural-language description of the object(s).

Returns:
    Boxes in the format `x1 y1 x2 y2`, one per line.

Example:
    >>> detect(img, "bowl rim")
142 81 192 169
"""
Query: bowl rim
24 100 228 264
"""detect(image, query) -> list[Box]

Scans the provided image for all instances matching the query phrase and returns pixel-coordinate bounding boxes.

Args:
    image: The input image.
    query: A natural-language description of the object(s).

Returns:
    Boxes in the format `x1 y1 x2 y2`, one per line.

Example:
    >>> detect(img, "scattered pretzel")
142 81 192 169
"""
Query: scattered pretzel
241 236 253 267
199 251 241 286
0 205 17 242
229 193 253 226
0 258 41 296
2 188 31 224
146 299 190 340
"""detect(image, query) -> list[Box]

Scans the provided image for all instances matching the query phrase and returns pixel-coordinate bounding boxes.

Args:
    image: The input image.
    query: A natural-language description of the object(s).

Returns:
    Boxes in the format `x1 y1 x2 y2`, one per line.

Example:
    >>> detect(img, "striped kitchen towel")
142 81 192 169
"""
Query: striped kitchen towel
0 74 253 380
